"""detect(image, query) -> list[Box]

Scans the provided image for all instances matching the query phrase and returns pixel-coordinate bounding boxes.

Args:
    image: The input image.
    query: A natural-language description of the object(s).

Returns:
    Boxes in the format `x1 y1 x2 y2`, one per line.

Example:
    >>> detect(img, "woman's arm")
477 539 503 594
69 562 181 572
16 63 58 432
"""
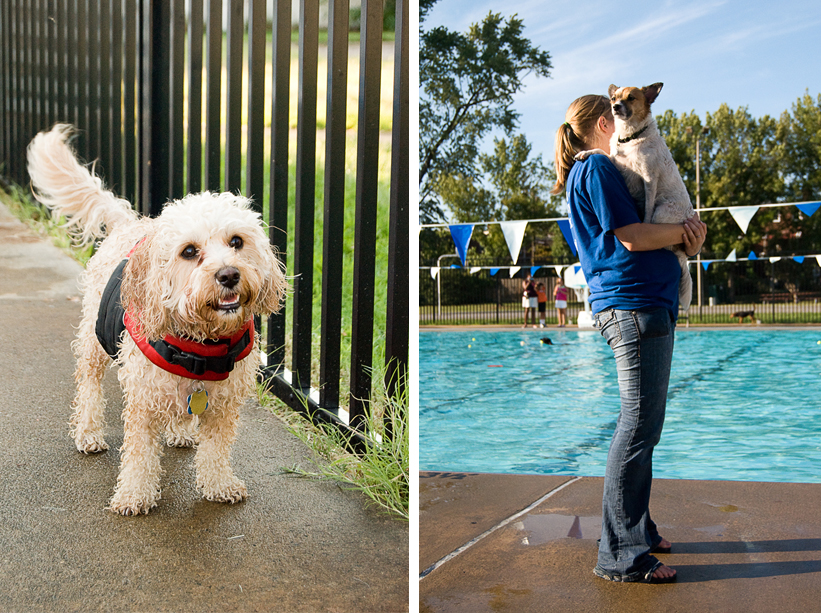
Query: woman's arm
613 215 707 255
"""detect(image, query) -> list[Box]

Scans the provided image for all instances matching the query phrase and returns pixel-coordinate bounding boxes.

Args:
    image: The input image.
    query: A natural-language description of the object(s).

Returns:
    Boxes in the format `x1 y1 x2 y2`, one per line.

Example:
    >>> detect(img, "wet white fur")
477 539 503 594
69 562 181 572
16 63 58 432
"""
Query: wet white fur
27 125 288 515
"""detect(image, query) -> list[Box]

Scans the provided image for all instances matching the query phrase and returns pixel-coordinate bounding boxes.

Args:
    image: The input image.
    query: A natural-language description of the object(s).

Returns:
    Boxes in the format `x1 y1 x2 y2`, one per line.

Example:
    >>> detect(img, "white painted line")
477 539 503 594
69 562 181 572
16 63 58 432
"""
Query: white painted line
419 476 583 580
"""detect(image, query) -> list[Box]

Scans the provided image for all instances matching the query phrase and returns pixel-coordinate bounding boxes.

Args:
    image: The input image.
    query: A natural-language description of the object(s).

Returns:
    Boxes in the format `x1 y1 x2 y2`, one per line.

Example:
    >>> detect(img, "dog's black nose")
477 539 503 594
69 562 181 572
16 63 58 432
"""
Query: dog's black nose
216 267 240 289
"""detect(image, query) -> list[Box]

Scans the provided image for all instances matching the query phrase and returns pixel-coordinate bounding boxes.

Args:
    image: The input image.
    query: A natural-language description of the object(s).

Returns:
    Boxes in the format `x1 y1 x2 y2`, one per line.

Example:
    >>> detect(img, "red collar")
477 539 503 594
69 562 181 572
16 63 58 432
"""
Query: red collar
124 311 255 381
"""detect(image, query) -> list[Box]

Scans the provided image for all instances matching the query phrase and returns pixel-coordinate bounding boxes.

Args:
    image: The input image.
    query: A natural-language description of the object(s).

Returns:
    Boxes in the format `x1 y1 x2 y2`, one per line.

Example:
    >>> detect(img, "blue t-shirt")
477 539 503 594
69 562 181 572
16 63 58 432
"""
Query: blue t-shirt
566 155 681 318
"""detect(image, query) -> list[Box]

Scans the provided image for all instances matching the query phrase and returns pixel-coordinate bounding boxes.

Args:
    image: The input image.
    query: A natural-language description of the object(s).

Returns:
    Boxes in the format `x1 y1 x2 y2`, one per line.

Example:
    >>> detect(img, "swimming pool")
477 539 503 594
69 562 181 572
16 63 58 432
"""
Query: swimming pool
419 328 821 483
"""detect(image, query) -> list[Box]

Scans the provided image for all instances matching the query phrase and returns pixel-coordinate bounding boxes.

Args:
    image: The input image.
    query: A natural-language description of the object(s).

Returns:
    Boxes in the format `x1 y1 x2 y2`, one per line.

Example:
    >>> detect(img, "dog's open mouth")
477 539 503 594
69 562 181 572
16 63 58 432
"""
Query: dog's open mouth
215 294 241 312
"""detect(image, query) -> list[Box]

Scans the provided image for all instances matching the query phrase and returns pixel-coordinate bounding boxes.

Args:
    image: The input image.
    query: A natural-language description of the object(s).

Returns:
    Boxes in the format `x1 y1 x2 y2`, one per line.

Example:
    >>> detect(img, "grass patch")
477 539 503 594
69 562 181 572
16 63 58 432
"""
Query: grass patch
259 364 409 520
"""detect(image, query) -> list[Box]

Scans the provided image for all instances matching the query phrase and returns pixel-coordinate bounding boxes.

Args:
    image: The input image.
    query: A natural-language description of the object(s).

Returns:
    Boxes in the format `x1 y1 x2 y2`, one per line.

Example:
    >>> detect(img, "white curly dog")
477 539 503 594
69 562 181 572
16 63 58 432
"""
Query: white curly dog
27 125 288 515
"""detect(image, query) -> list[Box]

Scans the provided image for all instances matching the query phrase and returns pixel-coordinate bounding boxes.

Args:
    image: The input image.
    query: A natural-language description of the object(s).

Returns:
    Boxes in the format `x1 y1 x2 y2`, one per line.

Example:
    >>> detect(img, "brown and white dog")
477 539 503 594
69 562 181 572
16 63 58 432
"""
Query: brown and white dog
578 83 695 311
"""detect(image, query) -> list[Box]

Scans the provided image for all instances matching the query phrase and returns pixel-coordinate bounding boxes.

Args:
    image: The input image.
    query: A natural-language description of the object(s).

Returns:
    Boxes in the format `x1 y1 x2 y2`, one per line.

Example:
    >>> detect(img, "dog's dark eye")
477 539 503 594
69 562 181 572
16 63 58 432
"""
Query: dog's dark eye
181 245 199 260
627 95 634 101
229 236 244 250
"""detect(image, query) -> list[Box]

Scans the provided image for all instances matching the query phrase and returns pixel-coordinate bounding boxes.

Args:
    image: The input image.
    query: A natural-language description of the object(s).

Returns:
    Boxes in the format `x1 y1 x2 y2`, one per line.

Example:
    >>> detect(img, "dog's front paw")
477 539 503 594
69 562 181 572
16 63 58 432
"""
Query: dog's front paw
74 431 109 454
574 149 606 161
107 489 161 516
198 476 247 504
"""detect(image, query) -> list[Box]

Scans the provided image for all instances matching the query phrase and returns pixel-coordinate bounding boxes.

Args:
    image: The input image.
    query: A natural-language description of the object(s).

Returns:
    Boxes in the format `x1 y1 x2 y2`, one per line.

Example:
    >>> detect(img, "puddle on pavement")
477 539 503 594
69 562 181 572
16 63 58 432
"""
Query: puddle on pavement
513 513 601 546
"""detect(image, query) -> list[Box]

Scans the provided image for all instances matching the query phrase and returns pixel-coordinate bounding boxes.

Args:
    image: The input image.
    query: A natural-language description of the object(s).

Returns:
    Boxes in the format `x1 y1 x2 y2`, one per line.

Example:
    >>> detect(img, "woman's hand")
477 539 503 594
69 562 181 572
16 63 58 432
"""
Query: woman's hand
682 213 707 257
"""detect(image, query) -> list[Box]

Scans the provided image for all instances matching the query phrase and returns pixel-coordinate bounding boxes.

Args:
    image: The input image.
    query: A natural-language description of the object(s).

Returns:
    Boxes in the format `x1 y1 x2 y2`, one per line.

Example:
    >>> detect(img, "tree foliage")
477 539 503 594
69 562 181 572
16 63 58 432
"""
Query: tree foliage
419 6 552 222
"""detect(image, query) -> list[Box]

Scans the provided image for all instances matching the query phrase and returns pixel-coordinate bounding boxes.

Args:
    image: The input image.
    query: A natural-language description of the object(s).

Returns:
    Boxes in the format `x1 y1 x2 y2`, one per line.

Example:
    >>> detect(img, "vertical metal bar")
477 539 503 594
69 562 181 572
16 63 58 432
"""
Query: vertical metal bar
99 0 112 179
124 0 137 203
384 0 409 402
56 0 66 123
266 0 291 370
245 0 266 211
111 0 123 192
88 0 101 166
169 0 185 199
204 0 222 191
76 0 88 157
348 0 383 429
22 0 33 166
224 0 244 192
292 0 319 392
318 0 349 411
187 0 204 194
140 0 172 216
31 0 41 135
44 0 54 128
0 0 6 167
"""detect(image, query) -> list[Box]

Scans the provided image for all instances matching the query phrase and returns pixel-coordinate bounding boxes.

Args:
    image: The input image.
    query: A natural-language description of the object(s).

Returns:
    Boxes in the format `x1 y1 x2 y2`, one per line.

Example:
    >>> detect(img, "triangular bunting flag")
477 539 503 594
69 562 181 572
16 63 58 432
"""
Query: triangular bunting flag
796 202 821 217
556 219 577 257
489 268 500 276
430 267 439 279
574 265 581 274
509 266 521 278
793 256 805 264
469 267 481 274
729 206 759 234
769 257 781 263
530 266 541 276
816 256 821 267
748 251 758 260
499 221 528 265
702 261 711 271
450 264 461 269
448 224 474 266
554 266 564 278
725 248 737 262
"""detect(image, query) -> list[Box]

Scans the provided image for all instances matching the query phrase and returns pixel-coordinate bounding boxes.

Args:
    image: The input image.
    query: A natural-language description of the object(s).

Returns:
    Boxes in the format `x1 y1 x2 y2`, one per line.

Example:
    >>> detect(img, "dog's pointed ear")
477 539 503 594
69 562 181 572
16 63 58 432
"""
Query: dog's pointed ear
608 84 619 98
120 233 169 340
643 83 663 104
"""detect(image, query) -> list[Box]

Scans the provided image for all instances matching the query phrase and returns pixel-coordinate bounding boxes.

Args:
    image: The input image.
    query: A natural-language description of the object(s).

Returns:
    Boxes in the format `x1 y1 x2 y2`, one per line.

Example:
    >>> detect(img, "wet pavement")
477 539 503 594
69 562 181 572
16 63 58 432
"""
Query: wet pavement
0 196 409 611
420 471 821 612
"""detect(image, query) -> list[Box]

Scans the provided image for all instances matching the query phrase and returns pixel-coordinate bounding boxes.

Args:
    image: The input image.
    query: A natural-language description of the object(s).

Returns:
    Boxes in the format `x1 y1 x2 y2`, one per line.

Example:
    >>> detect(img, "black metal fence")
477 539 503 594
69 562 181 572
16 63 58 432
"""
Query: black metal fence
0 0 409 436
421 257 821 325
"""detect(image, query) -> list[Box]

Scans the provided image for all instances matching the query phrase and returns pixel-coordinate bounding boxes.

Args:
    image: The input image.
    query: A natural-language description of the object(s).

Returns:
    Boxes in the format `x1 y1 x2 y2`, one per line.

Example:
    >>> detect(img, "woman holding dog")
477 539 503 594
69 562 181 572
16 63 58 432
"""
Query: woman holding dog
551 94 707 584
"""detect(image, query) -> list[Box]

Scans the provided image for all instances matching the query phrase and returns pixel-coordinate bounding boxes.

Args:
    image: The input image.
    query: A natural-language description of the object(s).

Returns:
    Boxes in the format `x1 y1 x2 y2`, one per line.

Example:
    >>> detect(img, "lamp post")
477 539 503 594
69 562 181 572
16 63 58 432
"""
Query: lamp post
686 125 709 314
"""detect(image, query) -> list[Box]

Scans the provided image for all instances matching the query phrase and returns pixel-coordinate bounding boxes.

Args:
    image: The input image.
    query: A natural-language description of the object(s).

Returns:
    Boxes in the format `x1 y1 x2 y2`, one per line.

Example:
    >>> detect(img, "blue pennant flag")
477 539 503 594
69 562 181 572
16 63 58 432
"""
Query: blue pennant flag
530 266 541 276
796 202 821 218
448 224 474 266
574 265 581 274
489 268 500 276
702 262 711 271
556 219 577 257
748 251 758 260
794 256 805 264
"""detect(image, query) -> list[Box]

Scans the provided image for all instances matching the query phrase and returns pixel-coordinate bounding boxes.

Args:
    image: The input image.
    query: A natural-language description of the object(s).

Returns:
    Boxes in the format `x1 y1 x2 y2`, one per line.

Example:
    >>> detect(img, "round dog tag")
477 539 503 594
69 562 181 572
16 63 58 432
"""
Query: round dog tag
187 389 209 415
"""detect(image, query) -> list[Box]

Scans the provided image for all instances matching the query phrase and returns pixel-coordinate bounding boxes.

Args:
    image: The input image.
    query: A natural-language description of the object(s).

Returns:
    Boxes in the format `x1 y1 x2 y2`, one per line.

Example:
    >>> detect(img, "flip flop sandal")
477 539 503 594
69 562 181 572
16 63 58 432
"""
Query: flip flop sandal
593 561 677 584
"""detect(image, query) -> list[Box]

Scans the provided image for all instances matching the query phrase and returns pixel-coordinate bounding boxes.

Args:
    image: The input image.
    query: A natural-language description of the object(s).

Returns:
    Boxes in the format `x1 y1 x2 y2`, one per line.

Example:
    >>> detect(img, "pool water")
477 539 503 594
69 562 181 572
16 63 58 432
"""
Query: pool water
419 328 821 483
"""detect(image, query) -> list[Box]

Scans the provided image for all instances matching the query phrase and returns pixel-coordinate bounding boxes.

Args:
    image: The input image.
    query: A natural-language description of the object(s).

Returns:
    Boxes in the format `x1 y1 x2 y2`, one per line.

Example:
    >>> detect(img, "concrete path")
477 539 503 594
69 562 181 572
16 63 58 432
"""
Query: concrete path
420 471 821 612
0 198 408 612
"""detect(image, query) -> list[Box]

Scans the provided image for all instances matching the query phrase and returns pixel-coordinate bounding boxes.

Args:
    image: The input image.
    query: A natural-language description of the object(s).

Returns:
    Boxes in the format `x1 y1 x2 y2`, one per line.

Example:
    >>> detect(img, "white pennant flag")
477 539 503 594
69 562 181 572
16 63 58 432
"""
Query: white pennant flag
499 221 528 264
554 265 564 278
817 256 821 267
729 206 759 234
430 267 439 279
725 248 737 262
509 266 521 278
469 267 481 274
769 257 782 263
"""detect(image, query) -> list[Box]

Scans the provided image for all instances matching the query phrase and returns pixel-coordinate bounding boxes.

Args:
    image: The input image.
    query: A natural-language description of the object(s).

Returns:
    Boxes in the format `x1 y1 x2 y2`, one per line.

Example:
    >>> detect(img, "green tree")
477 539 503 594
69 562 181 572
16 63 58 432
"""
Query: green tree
419 6 552 222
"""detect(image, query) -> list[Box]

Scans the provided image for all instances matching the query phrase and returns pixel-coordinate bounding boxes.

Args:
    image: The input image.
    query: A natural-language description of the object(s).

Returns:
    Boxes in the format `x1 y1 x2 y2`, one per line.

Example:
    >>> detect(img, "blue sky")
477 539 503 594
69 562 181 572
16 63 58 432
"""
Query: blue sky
423 0 821 167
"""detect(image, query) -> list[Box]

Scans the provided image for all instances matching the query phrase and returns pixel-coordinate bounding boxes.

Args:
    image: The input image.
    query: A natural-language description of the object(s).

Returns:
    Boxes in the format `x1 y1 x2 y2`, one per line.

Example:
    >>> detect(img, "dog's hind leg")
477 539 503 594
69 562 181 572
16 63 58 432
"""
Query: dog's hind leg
69 323 110 454
194 402 247 503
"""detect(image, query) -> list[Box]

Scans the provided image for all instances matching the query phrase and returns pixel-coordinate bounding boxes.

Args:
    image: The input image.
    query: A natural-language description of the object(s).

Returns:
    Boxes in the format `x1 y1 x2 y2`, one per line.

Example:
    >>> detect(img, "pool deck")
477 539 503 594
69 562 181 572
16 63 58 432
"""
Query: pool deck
420 471 821 612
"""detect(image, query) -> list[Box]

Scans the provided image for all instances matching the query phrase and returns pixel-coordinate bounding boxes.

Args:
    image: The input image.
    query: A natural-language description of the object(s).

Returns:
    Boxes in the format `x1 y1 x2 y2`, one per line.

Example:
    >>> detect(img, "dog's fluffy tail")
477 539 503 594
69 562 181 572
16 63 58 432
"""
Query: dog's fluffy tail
27 124 137 245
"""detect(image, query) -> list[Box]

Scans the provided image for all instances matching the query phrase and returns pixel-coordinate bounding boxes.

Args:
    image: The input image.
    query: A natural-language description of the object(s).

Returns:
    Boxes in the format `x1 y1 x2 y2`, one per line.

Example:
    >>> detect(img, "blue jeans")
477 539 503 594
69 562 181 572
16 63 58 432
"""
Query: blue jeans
593 308 675 579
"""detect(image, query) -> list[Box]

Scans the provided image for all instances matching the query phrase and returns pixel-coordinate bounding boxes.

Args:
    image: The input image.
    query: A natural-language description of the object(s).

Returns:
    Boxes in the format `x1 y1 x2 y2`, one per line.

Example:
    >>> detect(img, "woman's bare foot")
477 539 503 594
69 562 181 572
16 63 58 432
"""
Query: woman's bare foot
658 538 672 550
652 564 676 581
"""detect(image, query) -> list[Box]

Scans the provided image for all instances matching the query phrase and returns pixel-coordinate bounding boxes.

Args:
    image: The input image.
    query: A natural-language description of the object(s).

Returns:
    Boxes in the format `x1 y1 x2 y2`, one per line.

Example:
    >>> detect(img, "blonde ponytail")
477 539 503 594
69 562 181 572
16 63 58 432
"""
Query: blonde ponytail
551 95 612 195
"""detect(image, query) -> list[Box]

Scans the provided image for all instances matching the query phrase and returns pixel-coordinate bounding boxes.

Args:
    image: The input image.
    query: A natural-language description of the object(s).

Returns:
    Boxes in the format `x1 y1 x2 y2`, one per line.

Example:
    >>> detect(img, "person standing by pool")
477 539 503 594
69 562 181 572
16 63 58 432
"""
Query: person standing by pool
551 94 706 584
536 282 548 328
522 274 538 328
553 277 569 327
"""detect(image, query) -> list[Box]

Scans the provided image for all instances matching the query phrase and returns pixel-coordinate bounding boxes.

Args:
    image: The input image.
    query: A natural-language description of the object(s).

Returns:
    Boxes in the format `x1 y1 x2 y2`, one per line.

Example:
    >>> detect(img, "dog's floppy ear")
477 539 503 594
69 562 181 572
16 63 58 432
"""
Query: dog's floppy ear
608 84 619 98
643 83 663 104
254 245 288 317
120 232 169 340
